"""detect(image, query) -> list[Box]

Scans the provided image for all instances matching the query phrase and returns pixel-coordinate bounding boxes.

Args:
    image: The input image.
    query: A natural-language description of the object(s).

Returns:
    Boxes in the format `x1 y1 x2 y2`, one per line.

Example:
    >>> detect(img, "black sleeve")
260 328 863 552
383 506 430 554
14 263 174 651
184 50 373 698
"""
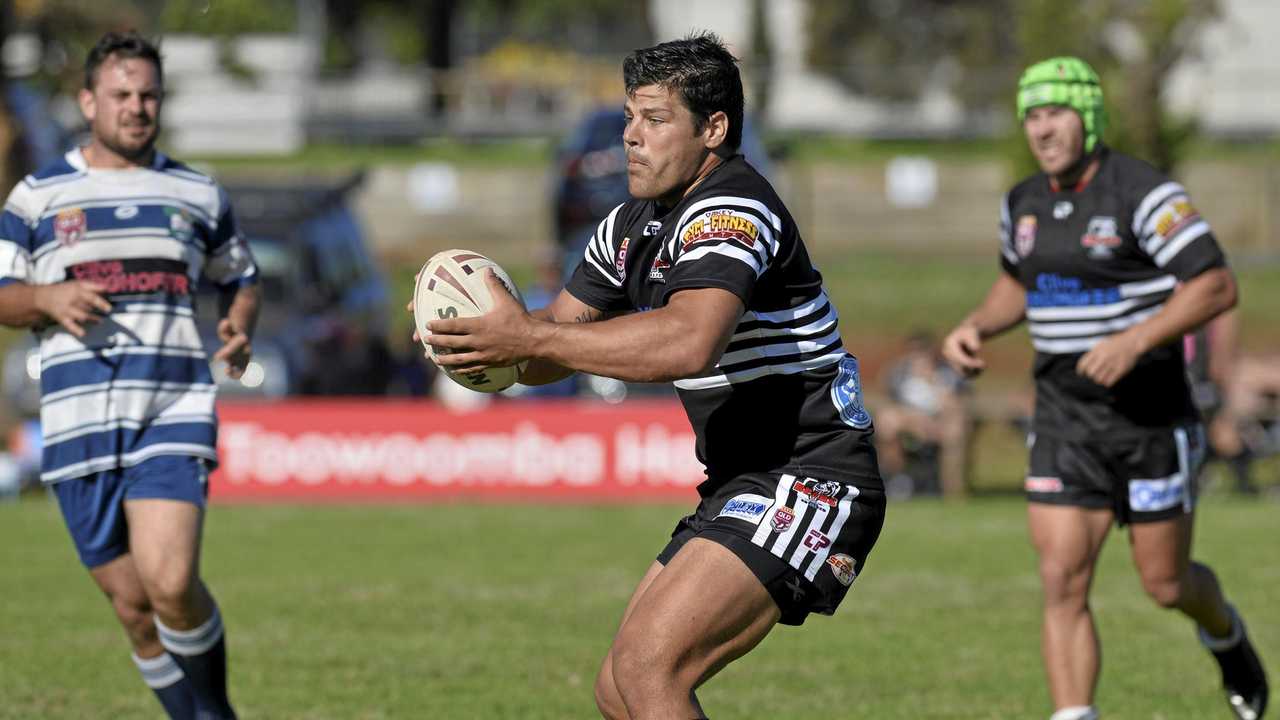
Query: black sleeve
564 203 634 312
1130 179 1226 280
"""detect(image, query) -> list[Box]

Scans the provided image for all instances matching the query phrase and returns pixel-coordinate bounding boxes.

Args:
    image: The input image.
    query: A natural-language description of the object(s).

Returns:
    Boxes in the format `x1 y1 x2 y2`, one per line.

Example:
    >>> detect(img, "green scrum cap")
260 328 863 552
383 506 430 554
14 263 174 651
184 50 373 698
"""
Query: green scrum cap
1016 56 1106 153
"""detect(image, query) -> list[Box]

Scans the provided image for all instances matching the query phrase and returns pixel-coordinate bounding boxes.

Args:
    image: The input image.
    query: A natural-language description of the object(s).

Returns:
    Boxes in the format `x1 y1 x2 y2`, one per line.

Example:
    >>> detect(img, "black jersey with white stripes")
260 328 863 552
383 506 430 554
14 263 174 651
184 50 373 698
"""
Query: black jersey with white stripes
566 155 881 491
998 145 1227 441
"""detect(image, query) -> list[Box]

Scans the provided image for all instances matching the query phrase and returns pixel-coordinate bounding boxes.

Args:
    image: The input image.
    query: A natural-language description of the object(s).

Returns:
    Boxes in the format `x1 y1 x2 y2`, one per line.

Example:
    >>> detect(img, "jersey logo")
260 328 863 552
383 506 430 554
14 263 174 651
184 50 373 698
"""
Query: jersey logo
1153 199 1199 241
642 220 662 237
1015 215 1037 257
1081 215 1121 259
680 209 760 250
1053 201 1073 220
166 207 194 244
615 237 630 280
648 254 670 283
54 208 86 247
830 355 873 429
114 204 139 220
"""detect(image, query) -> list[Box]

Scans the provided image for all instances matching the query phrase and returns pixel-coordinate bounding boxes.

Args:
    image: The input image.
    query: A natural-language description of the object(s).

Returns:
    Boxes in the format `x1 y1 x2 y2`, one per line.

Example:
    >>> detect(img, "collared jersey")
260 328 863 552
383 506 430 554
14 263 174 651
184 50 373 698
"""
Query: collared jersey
0 148 258 482
999 146 1225 441
567 155 880 491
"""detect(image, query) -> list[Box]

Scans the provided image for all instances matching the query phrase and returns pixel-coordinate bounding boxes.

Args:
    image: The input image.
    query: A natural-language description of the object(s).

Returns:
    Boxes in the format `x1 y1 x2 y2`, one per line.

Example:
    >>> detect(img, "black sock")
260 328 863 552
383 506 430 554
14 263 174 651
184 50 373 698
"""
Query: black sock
132 651 196 719
156 605 236 719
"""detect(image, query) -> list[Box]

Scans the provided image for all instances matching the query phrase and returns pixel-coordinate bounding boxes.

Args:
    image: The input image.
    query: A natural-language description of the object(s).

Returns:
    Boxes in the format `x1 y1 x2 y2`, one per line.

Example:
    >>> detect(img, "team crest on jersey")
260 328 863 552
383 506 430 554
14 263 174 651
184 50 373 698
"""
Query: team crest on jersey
827 554 857 586
54 208 86 247
1153 199 1199 241
1015 215 1037 257
648 254 670 283
1081 216 1121 259
615 237 630 279
680 209 759 250
771 505 795 532
831 356 873 429
166 208 194 244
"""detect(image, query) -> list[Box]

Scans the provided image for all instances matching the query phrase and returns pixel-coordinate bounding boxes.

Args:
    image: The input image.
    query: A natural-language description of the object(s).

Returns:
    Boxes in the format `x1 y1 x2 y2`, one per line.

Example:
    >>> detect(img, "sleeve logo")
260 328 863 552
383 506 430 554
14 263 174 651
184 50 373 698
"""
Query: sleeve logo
1153 199 1199 240
680 210 760 250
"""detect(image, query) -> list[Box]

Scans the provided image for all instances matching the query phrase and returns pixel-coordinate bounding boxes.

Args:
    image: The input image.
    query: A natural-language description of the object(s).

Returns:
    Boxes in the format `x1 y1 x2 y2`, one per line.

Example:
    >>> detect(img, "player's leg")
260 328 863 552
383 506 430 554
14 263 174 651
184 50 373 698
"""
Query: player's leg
52 473 196 718
1027 503 1112 716
1125 425 1267 720
609 537 780 719
125 456 235 719
594 560 671 720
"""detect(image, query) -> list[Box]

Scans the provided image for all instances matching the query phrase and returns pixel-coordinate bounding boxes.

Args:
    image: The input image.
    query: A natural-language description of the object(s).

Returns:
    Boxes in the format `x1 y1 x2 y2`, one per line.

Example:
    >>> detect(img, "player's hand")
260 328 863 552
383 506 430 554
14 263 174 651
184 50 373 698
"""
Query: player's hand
426 270 534 373
212 318 252 379
942 323 985 377
33 281 112 337
1076 332 1142 387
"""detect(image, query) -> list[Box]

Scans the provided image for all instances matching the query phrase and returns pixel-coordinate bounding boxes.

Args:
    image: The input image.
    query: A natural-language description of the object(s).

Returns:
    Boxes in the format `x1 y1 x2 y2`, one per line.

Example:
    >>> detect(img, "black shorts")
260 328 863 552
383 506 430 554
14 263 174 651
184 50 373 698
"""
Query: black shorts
1024 424 1206 525
657 471 885 626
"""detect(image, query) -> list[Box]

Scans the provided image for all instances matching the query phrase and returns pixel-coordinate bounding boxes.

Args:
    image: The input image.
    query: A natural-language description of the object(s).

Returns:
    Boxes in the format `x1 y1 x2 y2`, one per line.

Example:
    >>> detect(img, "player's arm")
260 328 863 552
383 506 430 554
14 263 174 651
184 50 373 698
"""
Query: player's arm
428 271 742 383
1077 267 1236 387
0 281 113 337
518 289 622 385
941 273 1026 377
212 283 260 379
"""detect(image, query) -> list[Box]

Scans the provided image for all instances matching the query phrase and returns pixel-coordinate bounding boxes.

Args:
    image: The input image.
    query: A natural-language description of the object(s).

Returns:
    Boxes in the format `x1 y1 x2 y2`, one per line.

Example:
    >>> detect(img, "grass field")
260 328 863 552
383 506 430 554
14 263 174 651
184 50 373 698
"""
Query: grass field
2 494 1276 719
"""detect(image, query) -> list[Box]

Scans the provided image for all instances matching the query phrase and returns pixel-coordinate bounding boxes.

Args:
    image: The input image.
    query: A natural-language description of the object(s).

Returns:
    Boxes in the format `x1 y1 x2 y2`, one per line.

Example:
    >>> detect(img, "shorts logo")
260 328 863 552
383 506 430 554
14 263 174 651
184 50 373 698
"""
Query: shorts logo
1025 476 1063 493
1015 215 1037 257
793 479 841 508
1081 215 1122 259
615 237 630 279
827 553 857 586
1129 474 1187 512
802 528 831 552
54 208 87 247
831 355 872 429
715 493 773 525
770 505 795 532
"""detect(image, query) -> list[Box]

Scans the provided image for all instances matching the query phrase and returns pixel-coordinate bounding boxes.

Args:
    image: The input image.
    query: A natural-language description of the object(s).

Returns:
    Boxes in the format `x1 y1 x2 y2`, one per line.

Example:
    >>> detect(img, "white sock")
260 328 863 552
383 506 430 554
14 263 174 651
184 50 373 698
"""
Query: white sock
1050 706 1099 720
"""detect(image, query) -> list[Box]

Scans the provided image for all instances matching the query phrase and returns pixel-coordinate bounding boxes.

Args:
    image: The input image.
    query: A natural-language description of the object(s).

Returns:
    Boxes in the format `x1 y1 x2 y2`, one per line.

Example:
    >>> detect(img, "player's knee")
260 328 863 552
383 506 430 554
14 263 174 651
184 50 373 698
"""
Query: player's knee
593 669 628 720
610 635 680 696
1140 575 1185 609
1038 560 1090 605
110 592 155 637
143 570 199 615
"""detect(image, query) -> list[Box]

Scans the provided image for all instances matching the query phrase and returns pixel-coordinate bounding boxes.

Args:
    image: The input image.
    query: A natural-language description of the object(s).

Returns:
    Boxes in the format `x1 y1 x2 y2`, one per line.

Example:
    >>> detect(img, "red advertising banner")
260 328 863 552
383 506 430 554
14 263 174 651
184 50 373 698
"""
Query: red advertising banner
211 399 704 502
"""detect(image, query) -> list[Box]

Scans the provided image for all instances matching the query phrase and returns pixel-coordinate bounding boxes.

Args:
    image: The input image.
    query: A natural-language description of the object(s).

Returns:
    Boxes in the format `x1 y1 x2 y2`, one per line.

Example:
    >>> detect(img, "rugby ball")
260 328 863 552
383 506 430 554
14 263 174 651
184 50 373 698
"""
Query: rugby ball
413 249 528 393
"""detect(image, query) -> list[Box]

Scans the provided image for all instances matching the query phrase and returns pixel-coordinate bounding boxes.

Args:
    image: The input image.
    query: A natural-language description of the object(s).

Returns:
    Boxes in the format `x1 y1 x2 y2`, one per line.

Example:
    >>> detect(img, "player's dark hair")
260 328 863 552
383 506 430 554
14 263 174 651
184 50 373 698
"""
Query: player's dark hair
624 32 744 151
84 31 163 90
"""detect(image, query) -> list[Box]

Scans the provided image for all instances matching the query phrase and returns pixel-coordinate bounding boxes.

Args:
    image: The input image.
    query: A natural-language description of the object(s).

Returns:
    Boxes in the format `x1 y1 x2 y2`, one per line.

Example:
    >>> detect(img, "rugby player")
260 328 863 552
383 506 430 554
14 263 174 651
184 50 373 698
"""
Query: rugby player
425 33 885 719
0 32 258 719
942 56 1268 720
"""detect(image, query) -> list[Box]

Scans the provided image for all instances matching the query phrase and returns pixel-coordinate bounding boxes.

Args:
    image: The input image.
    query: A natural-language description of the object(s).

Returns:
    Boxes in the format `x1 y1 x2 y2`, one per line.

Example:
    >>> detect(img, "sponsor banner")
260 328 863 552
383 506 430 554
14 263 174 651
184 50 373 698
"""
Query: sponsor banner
210 399 704 503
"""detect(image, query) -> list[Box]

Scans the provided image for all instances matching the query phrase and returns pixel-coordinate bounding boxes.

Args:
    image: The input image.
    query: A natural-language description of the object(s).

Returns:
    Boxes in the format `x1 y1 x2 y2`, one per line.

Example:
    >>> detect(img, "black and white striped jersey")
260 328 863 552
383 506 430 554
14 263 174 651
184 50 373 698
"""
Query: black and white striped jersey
566 155 880 490
999 146 1227 441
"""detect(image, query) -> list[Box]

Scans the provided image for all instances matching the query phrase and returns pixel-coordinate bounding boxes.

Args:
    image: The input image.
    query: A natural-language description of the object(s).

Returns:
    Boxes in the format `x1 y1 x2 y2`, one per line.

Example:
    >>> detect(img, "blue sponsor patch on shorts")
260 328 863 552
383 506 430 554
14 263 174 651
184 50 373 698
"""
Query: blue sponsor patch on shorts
716 493 774 524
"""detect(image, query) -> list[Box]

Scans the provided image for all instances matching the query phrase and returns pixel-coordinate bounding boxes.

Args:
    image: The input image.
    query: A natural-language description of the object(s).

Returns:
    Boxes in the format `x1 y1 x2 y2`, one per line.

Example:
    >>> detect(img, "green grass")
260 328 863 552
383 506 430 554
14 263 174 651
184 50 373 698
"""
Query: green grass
2 495 1276 719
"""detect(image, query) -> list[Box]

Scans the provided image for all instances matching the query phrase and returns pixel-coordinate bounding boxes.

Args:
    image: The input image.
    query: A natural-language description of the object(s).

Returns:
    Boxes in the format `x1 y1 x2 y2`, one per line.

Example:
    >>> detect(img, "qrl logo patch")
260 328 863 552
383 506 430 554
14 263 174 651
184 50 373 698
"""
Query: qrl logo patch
615 237 630 280
1015 215 1037 257
54 208 87 247
770 506 795 532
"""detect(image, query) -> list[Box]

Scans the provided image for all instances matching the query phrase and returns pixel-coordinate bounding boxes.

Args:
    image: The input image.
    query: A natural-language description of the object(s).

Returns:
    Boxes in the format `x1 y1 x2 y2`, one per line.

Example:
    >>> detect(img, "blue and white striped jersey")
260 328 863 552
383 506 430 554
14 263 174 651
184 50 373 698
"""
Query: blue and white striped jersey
0 148 257 483
566 155 881 491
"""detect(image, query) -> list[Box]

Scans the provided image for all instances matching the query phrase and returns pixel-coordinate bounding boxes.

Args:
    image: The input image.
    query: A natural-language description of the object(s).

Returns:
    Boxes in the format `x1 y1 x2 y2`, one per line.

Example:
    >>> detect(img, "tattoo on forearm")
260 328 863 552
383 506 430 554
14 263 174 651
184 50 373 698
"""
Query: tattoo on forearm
574 309 598 324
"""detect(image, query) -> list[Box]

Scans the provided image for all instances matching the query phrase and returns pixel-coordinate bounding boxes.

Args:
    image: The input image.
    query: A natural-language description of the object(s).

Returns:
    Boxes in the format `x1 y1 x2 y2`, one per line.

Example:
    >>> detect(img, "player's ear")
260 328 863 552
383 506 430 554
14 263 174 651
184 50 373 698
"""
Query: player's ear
78 87 96 123
702 110 728 151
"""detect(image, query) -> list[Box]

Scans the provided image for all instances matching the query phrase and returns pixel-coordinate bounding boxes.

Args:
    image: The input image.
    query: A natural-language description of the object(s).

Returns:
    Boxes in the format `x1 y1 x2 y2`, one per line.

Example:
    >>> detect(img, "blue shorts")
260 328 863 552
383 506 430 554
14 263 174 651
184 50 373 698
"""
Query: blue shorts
52 455 209 568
